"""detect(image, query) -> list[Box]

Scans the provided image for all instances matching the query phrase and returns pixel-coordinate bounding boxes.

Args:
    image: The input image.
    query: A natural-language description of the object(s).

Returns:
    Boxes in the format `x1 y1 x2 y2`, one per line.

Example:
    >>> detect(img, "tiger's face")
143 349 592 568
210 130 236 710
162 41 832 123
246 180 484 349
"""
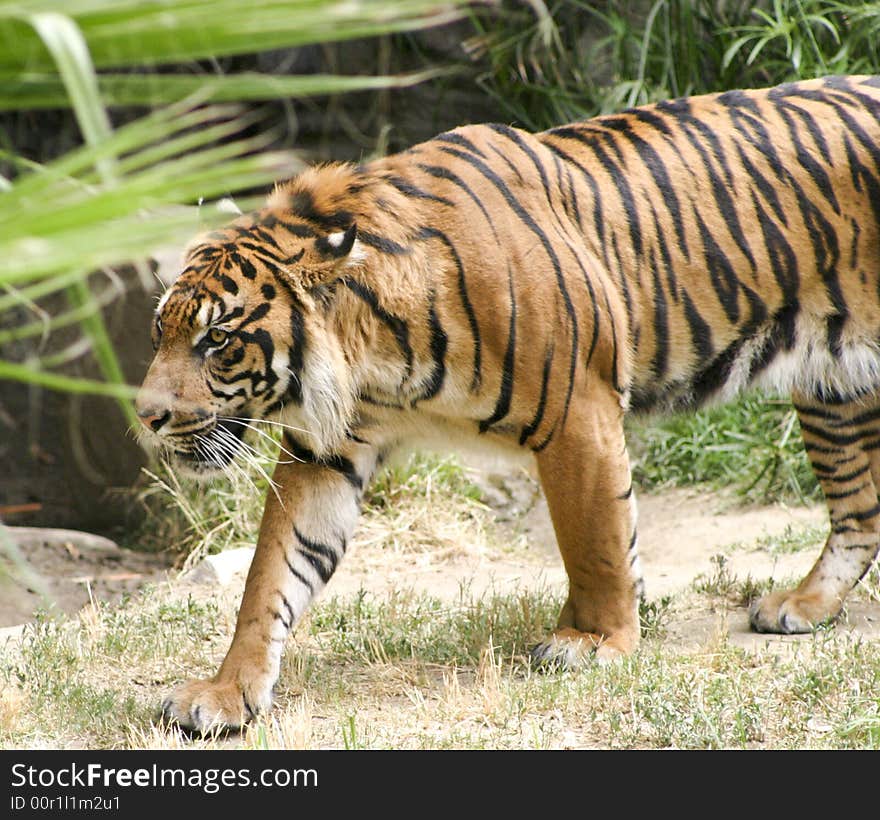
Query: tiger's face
135 214 360 477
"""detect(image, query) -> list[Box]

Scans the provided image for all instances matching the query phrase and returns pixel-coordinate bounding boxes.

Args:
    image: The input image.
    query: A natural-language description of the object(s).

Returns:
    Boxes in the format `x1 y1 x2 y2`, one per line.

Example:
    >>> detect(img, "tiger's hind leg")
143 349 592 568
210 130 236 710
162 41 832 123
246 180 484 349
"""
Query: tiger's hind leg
750 393 880 633
530 378 642 666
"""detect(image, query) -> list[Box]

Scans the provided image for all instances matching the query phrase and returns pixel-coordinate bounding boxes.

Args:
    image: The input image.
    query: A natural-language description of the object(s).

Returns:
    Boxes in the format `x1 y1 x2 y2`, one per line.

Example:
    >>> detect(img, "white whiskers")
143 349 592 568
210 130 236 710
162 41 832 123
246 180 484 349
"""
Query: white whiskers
221 417 303 462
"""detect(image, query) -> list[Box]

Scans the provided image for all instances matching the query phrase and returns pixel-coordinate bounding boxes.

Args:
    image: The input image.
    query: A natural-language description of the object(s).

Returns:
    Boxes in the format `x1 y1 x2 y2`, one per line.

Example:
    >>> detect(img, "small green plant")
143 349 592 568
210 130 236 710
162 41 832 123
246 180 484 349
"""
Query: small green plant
737 574 775 605
727 523 828 556
693 554 739 597
639 595 673 639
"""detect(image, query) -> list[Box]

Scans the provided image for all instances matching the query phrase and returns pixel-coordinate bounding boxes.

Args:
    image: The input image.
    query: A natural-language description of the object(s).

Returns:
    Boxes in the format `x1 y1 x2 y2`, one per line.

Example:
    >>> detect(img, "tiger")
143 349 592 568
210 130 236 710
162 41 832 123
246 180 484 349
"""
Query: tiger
137 74 880 732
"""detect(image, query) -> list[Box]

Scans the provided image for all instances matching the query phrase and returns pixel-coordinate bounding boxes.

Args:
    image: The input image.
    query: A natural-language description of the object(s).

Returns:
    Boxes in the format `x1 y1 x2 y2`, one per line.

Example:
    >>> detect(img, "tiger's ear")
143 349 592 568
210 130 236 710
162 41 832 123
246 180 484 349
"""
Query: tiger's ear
314 222 358 261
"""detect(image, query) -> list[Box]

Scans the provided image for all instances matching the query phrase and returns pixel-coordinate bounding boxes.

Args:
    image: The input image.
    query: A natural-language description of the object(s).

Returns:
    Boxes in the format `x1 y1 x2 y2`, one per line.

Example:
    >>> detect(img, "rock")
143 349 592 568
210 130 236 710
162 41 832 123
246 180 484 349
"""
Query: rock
182 547 255 587
0 525 170 627
0 624 25 645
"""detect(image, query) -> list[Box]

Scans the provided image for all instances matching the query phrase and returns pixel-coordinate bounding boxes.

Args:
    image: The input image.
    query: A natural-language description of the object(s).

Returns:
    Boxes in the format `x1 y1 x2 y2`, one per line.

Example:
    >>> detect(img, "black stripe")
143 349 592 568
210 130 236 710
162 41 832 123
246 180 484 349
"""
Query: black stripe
832 501 880 525
218 274 239 294
235 327 274 384
600 115 689 259
681 288 714 363
841 129 880 243
386 174 453 206
487 123 555 207
238 256 257 279
487 142 525 184
283 435 364 491
416 226 481 391
802 439 842 456
280 594 295 625
799 420 877 447
611 233 635 341
520 345 554 446
416 163 500 241
415 294 448 403
435 130 487 157
599 279 622 394
735 143 788 226
288 189 353 232
649 249 669 381
769 91 841 214
357 230 410 256
294 527 338 584
751 191 799 299
844 406 880 427
695 208 740 323
276 218 317 238
650 204 678 303
557 155 581 226
822 464 870 484
539 140 610 270
658 97 737 188
792 403 845 423
661 108 758 273
342 277 413 380
823 482 871 501
284 555 314 595
240 302 270 328
547 126 642 258
479 264 517 433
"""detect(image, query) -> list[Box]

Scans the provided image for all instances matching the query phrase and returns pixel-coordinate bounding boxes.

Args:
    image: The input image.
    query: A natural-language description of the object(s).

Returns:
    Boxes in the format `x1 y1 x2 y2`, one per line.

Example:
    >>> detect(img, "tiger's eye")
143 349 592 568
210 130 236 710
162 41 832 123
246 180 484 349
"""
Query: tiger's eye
208 327 227 346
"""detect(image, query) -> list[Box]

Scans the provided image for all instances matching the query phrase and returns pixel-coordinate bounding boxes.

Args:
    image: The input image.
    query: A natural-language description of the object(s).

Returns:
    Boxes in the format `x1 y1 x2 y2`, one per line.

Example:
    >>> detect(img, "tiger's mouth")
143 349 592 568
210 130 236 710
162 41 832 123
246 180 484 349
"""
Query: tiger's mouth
169 417 248 476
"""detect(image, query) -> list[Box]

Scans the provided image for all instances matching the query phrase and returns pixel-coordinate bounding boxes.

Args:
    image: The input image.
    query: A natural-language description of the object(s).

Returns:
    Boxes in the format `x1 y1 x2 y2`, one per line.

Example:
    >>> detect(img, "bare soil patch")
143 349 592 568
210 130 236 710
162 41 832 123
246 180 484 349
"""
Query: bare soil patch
3 471 880 654
0 527 171 628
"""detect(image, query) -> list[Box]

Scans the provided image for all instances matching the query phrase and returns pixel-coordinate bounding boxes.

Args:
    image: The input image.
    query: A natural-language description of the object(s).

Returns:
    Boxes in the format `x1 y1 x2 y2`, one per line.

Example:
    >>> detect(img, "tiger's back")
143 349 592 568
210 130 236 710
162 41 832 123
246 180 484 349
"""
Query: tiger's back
539 75 880 414
383 75 880 423
138 75 880 732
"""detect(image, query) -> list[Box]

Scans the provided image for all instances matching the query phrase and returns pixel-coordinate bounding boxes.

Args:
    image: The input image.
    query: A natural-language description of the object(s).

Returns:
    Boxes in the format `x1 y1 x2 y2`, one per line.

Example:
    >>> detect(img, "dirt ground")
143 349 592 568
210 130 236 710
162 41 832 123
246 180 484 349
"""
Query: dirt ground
3 470 880 651
0 527 169 629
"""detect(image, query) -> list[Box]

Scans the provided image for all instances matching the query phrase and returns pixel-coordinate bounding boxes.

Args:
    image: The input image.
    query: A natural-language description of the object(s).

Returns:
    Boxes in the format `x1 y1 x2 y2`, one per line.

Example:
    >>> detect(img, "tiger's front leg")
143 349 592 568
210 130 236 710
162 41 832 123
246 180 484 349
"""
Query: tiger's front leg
161 438 379 733
530 379 642 667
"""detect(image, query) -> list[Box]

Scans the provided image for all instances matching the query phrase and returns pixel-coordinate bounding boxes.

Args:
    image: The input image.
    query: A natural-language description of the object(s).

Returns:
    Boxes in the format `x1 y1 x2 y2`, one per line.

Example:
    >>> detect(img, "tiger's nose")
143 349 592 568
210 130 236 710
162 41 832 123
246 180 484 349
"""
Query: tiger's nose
137 407 171 433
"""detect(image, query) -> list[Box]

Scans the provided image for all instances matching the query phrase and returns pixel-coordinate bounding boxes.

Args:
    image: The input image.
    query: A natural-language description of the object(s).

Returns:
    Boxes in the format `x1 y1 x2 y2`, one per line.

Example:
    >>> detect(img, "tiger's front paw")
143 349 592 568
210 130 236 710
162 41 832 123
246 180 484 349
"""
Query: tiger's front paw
749 589 841 634
160 675 274 734
530 627 633 669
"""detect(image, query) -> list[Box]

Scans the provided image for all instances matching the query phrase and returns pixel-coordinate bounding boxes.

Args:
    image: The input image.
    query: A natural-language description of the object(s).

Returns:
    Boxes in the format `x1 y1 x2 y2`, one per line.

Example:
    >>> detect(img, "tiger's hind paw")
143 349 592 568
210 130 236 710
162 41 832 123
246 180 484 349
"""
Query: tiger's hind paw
748 589 842 635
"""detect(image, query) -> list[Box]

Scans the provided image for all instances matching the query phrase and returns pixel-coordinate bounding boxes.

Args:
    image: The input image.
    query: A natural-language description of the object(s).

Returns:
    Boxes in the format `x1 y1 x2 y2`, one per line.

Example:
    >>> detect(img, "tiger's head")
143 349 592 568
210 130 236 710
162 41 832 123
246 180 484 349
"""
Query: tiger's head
136 186 364 478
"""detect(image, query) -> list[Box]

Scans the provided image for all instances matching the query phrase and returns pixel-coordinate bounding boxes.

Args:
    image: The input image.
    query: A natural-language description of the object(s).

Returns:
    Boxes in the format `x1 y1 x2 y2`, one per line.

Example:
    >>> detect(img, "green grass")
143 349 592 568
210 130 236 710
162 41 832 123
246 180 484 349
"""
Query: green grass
628 394 820 504
310 585 562 666
471 0 880 130
3 577 879 749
